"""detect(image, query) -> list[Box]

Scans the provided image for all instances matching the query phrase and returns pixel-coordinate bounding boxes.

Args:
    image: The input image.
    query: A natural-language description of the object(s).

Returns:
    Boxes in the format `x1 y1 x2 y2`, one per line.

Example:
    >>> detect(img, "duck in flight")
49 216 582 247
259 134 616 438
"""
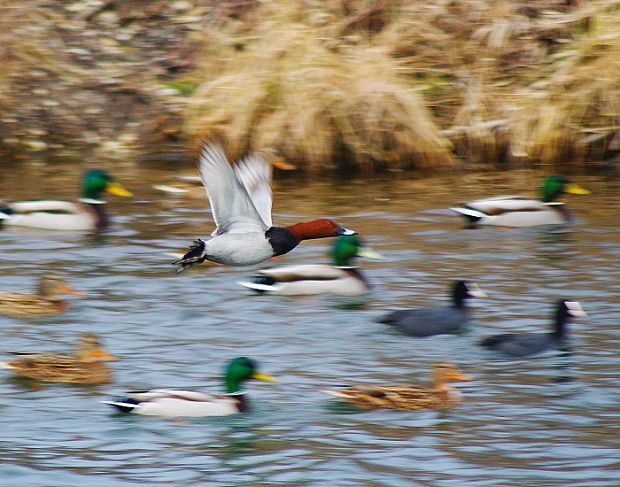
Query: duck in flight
174 143 355 271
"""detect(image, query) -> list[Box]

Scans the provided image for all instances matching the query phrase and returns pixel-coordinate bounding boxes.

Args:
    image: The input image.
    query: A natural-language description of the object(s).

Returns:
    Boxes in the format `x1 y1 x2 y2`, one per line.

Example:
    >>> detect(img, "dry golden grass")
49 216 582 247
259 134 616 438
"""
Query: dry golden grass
185 0 620 170
185 0 455 172
388 0 620 164
3 0 615 169
508 3 620 162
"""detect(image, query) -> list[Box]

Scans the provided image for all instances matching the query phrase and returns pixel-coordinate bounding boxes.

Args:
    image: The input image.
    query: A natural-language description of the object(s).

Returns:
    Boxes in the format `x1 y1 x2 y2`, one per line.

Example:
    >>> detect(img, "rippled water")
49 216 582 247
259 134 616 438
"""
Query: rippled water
0 161 618 486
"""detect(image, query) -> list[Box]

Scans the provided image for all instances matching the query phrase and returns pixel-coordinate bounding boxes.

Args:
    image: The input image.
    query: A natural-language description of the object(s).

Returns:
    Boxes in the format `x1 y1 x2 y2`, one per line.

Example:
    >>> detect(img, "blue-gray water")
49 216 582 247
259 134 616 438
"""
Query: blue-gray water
0 163 618 486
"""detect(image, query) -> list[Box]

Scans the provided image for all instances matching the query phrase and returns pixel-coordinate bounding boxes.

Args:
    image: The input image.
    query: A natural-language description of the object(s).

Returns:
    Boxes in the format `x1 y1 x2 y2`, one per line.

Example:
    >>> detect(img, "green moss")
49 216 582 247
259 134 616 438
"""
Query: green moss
166 80 198 96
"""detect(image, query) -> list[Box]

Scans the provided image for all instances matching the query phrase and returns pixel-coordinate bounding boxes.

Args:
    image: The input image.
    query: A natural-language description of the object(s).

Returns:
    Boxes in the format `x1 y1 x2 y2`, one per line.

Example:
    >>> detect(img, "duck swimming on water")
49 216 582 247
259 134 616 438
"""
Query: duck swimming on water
0 169 132 231
322 361 473 411
450 175 589 227
0 333 117 384
102 357 276 418
0 273 85 318
173 143 355 271
238 234 383 296
480 300 586 357
379 280 487 337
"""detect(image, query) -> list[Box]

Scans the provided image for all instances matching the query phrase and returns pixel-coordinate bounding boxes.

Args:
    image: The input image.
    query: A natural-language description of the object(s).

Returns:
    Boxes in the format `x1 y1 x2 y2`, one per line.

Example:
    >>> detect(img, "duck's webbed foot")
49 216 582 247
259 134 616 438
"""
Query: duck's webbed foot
173 239 207 273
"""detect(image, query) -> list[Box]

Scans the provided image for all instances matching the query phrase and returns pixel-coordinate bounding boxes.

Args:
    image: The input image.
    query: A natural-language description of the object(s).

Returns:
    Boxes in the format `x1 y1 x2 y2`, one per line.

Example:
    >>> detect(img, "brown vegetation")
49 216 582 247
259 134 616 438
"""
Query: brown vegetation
0 0 618 172
0 0 207 161
184 0 620 171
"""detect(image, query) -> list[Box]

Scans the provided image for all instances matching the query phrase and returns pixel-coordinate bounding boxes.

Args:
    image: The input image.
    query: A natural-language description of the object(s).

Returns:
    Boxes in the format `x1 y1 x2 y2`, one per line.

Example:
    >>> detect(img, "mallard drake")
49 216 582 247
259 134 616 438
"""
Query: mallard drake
238 234 383 296
0 273 85 318
0 169 132 230
102 357 276 417
0 333 117 384
379 280 487 337
480 300 586 357
322 361 473 411
450 175 590 227
173 143 355 271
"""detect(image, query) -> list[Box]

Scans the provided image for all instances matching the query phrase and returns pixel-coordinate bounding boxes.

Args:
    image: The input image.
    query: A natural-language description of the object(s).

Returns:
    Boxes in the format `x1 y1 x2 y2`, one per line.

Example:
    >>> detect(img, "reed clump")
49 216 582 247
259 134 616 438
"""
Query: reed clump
507 4 620 162
1 0 617 169
185 1 455 172
186 0 620 171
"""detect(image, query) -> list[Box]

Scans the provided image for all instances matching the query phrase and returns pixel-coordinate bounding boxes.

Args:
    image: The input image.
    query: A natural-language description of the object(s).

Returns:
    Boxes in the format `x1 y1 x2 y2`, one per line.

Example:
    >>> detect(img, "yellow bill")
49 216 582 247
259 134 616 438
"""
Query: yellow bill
105 181 133 197
251 371 277 382
356 247 384 260
563 183 590 195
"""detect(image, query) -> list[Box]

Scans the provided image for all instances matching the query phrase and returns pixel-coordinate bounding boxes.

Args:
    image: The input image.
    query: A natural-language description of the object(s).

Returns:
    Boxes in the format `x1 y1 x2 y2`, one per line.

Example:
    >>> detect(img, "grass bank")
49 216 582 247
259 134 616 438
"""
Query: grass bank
0 0 618 172
184 0 620 171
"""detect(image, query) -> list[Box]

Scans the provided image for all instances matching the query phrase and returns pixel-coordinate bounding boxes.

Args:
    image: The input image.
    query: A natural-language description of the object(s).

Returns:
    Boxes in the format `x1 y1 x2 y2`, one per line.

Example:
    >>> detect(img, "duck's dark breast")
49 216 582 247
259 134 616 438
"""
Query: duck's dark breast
88 203 109 229
266 227 299 256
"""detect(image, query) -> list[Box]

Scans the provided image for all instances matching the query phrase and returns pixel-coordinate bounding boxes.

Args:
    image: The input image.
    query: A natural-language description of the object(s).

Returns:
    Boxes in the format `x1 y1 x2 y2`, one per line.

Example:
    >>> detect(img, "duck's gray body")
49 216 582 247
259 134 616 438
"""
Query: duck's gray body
450 196 569 227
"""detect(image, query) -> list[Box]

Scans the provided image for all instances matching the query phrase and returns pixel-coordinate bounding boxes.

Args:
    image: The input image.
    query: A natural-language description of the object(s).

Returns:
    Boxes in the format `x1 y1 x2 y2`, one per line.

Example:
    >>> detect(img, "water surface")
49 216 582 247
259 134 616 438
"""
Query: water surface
0 162 618 486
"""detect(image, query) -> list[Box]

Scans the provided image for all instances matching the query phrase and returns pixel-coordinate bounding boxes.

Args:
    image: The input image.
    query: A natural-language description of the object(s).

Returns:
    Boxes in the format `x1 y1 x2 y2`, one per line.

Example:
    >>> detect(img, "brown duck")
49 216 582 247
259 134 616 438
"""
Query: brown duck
0 333 117 384
0 273 85 318
321 361 473 411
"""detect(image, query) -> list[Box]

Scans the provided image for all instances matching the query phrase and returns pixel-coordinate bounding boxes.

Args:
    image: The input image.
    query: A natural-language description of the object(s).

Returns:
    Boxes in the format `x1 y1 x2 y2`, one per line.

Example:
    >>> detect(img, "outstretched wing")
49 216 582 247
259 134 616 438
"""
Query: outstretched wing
233 153 273 228
198 144 269 235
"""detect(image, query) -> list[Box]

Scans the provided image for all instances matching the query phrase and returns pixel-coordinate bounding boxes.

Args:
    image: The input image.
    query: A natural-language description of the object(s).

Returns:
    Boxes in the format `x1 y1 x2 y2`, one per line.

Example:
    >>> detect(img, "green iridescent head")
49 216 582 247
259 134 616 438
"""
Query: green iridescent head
81 169 132 201
224 357 276 393
330 235 383 267
539 175 589 203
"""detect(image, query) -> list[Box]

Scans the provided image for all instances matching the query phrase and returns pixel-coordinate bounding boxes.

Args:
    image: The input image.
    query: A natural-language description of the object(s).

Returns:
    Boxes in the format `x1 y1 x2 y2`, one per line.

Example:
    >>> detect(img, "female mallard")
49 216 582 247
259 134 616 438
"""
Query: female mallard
480 300 586 357
450 175 589 227
0 169 132 230
173 143 355 271
102 357 276 418
379 280 486 337
0 273 85 318
238 234 383 296
322 361 473 411
0 333 117 384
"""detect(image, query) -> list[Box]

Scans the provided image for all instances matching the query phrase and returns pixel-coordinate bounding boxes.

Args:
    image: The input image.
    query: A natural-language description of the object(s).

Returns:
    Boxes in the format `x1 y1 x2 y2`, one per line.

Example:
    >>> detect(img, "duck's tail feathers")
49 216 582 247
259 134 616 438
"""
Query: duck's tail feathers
172 239 207 273
0 206 13 220
376 309 401 325
449 207 485 223
238 274 277 293
479 335 505 348
102 396 140 413
237 281 270 294
0 361 14 370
